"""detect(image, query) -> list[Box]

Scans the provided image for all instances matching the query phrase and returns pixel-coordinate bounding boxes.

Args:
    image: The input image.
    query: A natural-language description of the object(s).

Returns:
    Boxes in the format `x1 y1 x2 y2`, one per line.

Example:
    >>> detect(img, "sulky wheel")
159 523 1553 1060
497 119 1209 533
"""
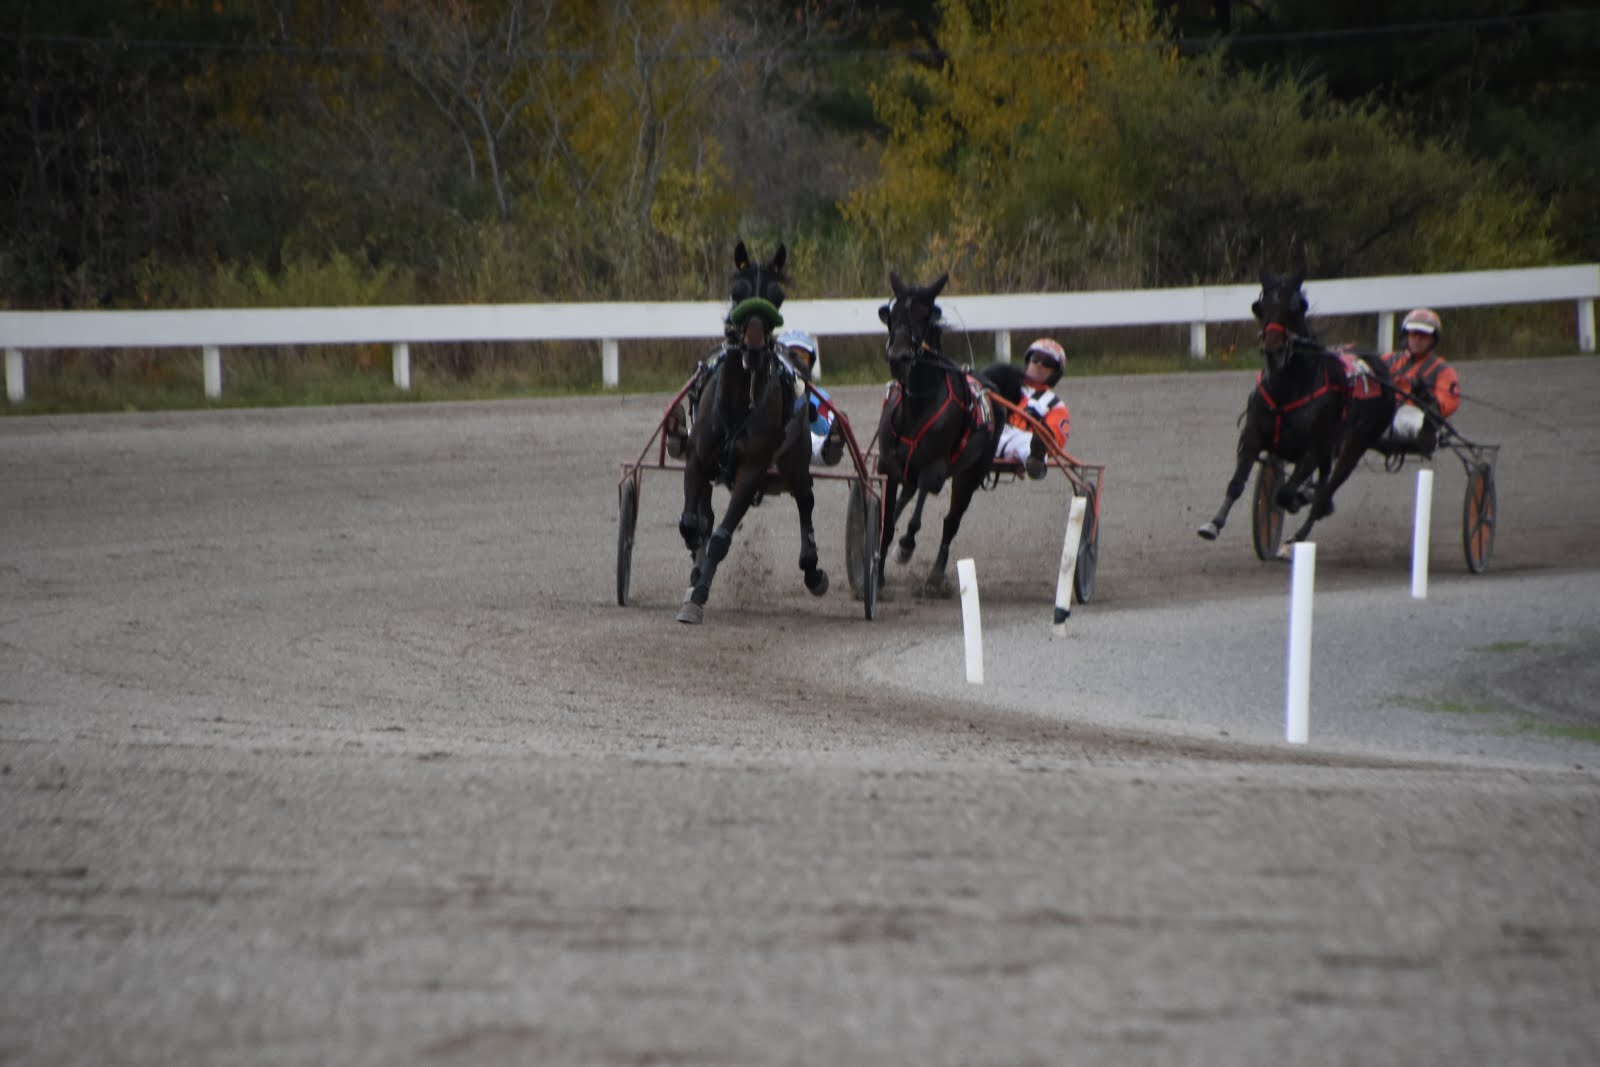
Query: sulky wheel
845 480 868 599
1251 457 1286 562
862 494 881 620
616 478 639 606
1462 463 1496 574
1073 483 1100 605
844 479 882 620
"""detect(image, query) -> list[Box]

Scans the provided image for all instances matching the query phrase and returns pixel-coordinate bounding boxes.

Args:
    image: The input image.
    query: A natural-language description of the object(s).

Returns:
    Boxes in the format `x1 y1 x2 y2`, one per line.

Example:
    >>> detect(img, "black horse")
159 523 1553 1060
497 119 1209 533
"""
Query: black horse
875 271 1026 597
1197 267 1397 554
676 240 827 624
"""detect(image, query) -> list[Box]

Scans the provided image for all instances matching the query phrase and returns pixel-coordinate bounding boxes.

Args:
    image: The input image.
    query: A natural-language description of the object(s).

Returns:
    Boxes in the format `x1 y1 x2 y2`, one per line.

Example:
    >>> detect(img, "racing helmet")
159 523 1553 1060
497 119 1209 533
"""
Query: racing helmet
777 328 822 380
1024 338 1066 387
1402 308 1442 338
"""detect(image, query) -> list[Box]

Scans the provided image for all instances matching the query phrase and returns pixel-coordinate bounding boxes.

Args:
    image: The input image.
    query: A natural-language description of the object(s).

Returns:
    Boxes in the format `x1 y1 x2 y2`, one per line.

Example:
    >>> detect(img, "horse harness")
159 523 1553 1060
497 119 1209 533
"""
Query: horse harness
1253 339 1363 453
705 343 798 485
883 359 993 481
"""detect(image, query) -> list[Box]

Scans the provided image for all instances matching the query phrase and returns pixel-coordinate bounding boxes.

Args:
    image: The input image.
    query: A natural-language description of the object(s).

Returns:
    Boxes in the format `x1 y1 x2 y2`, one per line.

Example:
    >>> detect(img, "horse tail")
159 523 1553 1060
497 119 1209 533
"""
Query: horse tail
976 360 1026 406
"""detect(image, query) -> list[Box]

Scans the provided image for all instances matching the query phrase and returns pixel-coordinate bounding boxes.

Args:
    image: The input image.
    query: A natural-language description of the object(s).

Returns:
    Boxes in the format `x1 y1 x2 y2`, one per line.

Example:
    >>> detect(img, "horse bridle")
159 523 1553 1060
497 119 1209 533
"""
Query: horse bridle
885 305 947 399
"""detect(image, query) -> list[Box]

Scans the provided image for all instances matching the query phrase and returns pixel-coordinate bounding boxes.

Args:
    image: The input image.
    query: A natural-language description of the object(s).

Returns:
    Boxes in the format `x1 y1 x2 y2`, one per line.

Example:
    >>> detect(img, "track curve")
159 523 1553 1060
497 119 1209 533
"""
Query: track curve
2 356 1597 1065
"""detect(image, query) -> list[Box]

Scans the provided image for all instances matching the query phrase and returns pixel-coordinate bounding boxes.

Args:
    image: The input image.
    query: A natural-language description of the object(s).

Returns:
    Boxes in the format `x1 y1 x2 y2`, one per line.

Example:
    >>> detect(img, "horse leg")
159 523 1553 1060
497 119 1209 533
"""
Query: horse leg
675 452 718 624
1279 441 1363 558
897 464 948 565
923 468 982 598
876 477 902 592
1276 454 1321 514
1198 438 1256 540
679 459 713 584
676 504 714 624
679 462 766 622
896 488 930 565
778 449 828 597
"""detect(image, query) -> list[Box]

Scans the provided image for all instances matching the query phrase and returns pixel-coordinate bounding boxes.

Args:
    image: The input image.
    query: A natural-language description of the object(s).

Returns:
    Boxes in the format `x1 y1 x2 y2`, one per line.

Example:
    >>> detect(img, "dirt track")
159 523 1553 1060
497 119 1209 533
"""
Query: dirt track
3 356 1598 1065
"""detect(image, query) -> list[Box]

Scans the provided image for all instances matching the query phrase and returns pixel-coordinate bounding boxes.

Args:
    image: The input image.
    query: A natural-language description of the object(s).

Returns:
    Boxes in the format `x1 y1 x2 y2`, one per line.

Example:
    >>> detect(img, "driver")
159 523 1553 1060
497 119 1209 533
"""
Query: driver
995 337 1071 479
1377 308 1460 449
776 328 845 466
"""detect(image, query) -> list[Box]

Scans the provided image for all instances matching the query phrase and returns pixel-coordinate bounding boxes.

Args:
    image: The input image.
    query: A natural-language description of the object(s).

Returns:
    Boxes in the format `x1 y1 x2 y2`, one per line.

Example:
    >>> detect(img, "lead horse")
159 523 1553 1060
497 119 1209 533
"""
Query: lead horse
1197 267 1398 555
875 271 1025 596
676 240 828 624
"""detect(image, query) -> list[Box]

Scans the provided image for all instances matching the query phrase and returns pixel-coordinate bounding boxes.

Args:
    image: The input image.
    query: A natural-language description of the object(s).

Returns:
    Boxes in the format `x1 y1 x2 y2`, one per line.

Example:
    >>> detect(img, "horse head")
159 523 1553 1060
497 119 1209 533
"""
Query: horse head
729 240 786 361
1252 267 1311 377
878 271 949 382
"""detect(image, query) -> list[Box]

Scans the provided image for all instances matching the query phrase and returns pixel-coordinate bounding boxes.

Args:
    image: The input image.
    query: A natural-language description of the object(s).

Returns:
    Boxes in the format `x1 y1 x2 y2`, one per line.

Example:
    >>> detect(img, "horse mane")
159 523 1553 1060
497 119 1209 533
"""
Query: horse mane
976 360 1027 407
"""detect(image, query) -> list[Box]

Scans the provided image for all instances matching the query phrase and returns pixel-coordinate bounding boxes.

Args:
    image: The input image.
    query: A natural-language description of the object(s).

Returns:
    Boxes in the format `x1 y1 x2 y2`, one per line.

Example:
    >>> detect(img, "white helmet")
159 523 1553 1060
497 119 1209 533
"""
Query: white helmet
1402 307 1442 337
776 328 821 380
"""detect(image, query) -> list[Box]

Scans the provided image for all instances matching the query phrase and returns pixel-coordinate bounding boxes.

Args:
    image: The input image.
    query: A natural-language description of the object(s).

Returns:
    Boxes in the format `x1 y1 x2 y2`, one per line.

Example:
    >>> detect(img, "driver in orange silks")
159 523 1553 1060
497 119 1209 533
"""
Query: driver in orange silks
994 337 1071 480
1377 308 1460 451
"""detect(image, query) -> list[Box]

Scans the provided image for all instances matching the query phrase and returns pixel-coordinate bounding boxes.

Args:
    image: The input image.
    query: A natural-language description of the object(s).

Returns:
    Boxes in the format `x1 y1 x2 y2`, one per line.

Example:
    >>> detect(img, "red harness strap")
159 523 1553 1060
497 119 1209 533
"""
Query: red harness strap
1256 367 1344 452
884 369 977 480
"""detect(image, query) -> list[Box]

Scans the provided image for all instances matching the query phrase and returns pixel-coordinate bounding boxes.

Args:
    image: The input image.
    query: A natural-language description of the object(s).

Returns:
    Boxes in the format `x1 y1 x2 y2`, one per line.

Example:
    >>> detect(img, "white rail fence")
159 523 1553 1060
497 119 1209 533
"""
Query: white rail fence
3 264 1595 403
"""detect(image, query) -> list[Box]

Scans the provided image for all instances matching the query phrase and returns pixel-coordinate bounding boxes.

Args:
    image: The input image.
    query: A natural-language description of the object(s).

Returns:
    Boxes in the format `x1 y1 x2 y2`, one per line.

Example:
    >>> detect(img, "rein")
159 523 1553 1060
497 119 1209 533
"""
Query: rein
885 361 977 480
1255 338 1343 451
889 340 948 400
711 343 786 476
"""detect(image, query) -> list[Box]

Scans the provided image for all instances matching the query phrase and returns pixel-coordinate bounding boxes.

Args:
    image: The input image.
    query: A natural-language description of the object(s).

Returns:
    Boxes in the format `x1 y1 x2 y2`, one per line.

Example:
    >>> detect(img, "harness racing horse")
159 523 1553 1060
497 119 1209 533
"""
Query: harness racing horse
1197 267 1396 555
676 241 828 624
874 271 1026 597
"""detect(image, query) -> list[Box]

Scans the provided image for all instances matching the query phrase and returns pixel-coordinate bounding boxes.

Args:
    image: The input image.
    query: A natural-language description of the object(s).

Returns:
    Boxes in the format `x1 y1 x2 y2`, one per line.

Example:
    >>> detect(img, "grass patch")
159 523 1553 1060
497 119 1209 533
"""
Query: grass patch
1521 722 1600 745
1474 640 1533 654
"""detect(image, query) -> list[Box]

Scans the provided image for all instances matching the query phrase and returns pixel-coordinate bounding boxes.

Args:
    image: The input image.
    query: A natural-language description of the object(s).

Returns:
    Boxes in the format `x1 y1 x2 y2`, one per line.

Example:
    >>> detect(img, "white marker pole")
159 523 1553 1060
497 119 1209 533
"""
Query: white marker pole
1411 468 1434 600
1053 495 1089 636
1285 541 1316 745
957 557 983 685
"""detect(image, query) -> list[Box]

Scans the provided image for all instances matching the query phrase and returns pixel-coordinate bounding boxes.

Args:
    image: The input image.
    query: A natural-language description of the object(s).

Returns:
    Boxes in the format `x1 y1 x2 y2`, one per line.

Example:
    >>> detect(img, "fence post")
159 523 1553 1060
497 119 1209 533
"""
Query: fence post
602 339 619 388
994 330 1012 363
1377 311 1395 354
1189 322 1206 359
5 348 22 403
1580 297 1596 353
203 346 222 399
392 342 411 390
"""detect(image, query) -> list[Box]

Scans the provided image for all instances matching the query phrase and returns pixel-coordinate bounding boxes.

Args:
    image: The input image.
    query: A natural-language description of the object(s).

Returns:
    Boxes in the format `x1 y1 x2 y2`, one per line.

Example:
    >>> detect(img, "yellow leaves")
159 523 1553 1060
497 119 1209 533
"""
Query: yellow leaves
651 151 739 248
847 0 1160 264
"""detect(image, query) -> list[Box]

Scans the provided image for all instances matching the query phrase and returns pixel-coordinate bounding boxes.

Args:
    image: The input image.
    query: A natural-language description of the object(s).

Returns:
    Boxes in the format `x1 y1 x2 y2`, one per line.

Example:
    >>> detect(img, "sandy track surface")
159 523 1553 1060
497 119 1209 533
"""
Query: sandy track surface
3 356 1598 1065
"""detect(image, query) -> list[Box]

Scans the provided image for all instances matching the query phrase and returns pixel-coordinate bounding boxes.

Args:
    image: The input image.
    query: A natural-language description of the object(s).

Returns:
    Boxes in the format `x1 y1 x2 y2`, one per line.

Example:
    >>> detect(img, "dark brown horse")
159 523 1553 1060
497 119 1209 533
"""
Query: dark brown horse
1198 268 1398 555
875 271 1025 596
676 241 827 623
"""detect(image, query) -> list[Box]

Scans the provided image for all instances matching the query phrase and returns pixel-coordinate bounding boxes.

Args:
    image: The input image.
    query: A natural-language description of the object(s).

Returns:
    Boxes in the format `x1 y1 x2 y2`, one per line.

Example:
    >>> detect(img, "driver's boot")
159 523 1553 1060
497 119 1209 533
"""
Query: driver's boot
1025 437 1049 480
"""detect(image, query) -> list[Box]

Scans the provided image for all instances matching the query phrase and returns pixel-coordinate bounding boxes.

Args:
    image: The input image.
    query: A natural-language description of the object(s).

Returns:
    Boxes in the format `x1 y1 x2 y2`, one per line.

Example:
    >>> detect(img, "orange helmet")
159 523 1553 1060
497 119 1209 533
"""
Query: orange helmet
1024 338 1066 386
1402 308 1442 337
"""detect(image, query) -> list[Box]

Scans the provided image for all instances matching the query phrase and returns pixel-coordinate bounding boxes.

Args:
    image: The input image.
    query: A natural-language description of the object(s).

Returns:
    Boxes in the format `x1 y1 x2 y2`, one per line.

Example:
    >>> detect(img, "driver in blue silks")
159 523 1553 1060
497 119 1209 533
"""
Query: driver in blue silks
666 318 844 467
775 328 845 466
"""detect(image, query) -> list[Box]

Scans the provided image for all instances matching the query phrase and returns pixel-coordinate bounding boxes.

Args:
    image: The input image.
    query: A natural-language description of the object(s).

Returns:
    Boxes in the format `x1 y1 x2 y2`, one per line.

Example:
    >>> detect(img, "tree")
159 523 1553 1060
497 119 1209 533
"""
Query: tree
843 0 1162 280
1221 0 1600 258
0 0 253 305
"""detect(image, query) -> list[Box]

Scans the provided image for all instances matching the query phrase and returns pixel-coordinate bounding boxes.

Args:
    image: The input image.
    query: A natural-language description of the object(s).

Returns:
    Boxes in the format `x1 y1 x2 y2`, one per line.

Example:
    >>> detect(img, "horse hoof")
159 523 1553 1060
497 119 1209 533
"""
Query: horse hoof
676 601 704 624
805 569 829 597
894 545 913 566
921 573 951 599
1275 543 1294 562
1197 522 1220 541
